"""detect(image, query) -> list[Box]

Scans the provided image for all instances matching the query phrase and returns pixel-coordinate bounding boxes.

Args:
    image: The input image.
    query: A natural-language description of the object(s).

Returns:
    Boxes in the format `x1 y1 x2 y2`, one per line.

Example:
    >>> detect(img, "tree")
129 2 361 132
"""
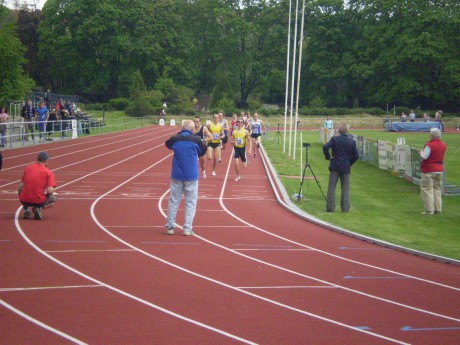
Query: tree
0 4 34 100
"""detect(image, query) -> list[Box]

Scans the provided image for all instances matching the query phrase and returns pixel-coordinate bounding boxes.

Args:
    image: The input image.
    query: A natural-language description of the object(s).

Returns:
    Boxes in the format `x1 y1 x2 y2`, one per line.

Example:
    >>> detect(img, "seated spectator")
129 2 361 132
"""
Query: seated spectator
409 110 416 122
401 112 407 122
0 107 9 147
422 112 430 122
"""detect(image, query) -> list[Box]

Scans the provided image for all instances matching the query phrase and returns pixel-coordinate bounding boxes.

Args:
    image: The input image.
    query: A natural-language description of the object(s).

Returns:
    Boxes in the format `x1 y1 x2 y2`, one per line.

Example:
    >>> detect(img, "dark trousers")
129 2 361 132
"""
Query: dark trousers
326 170 351 212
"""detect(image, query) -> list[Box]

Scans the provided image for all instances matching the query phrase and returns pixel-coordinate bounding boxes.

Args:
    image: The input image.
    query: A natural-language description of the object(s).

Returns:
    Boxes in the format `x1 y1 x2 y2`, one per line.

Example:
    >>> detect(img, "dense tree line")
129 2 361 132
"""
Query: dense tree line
1 0 459 111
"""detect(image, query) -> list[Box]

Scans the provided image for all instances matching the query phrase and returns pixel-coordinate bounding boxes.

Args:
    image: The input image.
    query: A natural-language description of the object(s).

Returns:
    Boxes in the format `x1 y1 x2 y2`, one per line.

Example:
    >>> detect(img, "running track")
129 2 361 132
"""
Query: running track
1 125 459 344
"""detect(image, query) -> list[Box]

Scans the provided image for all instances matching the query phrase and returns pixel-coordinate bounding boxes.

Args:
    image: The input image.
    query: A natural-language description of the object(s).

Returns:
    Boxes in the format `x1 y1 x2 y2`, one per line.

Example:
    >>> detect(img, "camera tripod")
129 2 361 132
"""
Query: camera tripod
272 124 283 143
296 143 327 202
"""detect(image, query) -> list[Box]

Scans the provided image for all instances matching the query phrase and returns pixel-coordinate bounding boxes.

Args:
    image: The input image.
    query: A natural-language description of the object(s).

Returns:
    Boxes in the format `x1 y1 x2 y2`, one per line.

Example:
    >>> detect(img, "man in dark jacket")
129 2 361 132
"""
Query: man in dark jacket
165 120 207 236
323 123 359 212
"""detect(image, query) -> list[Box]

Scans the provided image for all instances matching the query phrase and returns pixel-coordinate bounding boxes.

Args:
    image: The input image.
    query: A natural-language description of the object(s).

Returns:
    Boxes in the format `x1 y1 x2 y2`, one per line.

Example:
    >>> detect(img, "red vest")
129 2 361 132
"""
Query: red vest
421 139 446 173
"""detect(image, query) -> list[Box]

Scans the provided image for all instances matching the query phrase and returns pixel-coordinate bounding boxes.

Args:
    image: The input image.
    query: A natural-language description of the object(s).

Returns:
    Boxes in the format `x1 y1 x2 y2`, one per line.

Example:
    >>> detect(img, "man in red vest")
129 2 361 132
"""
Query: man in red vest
419 128 447 215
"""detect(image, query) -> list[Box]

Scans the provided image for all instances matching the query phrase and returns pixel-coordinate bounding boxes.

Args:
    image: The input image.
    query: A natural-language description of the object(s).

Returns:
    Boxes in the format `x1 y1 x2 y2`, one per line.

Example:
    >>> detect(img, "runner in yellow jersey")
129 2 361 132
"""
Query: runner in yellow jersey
231 118 252 181
206 113 224 176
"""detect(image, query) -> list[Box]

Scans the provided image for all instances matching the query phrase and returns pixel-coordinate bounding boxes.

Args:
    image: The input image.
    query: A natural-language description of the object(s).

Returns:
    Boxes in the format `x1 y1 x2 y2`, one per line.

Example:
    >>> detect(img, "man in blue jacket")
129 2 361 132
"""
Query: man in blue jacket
165 120 207 236
323 123 359 212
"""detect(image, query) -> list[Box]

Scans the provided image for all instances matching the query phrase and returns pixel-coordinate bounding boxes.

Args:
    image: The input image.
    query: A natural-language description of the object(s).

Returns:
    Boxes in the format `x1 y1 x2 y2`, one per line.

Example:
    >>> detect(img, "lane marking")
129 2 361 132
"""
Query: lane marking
235 249 314 252
0 285 103 292
339 246 393 251
344 276 411 280
0 299 87 345
45 249 135 253
233 244 293 248
14 154 257 345
238 285 338 290
140 242 200 246
258 147 460 291
401 326 460 332
46 240 107 244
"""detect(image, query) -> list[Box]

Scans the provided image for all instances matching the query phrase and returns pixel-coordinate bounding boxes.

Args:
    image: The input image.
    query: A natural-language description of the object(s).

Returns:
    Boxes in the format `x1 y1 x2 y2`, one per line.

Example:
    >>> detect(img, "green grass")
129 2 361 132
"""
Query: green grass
264 129 460 260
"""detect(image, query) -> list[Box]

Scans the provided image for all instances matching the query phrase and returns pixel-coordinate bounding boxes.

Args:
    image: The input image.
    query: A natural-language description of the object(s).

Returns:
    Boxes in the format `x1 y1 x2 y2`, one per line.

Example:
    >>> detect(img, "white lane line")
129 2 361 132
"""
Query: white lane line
14 153 257 345
61 149 407 344
45 249 136 253
235 249 314 252
0 298 87 345
0 126 162 174
140 242 200 246
0 285 103 292
238 285 339 290
46 240 107 244
0 126 175 188
213 152 460 323
155 191 408 344
233 244 293 248
259 147 460 290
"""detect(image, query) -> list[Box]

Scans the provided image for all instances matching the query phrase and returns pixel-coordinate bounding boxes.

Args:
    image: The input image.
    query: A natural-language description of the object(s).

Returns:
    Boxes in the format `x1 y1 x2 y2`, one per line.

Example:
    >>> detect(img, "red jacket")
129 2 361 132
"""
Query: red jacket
421 138 446 173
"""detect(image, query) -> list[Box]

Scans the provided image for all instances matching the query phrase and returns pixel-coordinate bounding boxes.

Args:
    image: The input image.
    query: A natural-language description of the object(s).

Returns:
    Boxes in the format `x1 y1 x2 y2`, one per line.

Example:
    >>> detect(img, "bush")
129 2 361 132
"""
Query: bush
85 103 107 111
109 98 131 110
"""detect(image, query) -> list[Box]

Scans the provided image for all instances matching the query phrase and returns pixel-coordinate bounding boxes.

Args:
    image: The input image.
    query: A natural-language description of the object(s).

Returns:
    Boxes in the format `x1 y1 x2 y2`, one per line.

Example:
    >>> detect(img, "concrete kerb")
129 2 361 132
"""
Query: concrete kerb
259 145 460 267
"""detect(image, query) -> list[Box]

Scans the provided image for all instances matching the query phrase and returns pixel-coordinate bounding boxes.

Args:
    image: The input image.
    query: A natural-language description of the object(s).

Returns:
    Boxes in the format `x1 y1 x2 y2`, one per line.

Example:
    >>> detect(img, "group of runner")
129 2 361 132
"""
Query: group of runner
192 111 266 181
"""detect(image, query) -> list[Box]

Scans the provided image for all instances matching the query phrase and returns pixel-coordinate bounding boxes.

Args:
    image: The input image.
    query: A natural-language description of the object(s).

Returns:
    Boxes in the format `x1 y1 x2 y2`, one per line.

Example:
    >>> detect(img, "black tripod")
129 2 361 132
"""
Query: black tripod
296 143 327 202
272 124 283 143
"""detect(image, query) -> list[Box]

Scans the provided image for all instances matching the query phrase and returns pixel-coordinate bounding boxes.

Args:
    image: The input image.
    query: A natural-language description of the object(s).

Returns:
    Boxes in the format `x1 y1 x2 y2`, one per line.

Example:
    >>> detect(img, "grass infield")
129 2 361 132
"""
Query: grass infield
263 129 460 261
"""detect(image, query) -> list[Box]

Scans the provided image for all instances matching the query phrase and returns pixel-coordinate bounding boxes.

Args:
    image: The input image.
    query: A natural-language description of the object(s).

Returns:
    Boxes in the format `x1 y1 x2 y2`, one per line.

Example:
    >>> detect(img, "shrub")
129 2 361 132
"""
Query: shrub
109 98 131 110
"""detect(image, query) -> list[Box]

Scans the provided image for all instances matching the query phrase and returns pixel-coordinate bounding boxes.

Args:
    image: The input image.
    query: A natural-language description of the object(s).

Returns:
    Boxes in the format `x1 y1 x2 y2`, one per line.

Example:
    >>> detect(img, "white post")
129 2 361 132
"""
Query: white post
288 0 300 157
283 0 293 153
293 0 306 160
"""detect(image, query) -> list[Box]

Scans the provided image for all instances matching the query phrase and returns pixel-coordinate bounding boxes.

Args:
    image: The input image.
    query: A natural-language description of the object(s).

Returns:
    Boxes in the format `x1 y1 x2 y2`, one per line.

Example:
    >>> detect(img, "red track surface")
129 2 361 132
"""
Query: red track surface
1 125 459 344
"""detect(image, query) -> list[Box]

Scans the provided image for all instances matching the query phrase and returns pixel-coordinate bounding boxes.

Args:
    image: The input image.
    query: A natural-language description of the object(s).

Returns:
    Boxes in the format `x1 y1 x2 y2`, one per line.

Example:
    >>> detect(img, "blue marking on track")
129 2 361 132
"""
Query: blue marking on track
343 275 409 280
401 326 460 332
354 326 372 330
339 246 392 251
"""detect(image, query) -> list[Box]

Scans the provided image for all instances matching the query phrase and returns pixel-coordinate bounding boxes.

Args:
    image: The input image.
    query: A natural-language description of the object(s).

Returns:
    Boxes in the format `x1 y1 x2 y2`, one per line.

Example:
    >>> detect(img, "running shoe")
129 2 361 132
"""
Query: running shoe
32 207 43 220
212 171 216 176
23 209 31 219
183 230 194 236
166 227 174 235
218 159 222 163
202 170 206 179
234 176 241 182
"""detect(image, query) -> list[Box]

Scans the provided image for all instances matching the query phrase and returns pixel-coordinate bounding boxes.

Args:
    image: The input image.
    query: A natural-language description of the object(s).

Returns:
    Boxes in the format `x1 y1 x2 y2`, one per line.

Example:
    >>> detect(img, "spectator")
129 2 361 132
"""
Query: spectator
46 109 59 141
400 112 407 122
21 100 36 141
0 107 8 147
422 112 430 122
35 101 49 142
18 152 57 220
435 110 443 122
409 110 416 122
324 116 333 130
164 120 207 236
60 101 70 138
419 128 446 215
323 123 359 213
434 110 444 131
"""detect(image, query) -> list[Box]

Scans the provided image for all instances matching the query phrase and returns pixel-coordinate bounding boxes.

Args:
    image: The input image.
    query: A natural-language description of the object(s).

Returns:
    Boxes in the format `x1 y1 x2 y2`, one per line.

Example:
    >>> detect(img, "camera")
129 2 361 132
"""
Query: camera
303 143 311 147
